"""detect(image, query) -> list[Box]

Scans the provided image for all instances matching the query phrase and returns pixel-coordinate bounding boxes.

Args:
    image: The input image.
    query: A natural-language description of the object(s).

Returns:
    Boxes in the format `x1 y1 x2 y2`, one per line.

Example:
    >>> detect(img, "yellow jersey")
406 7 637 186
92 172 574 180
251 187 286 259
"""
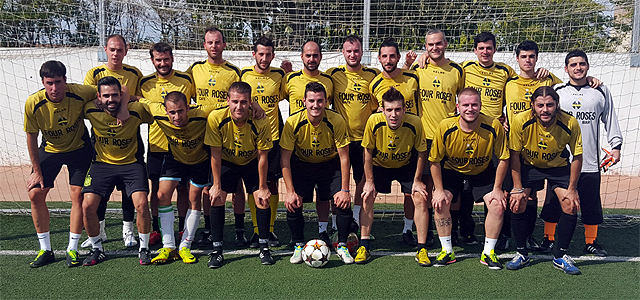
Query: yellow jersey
84 101 153 165
504 73 562 124
283 70 334 115
370 71 420 115
429 114 509 175
187 60 240 108
84 63 142 96
24 84 96 153
139 70 195 152
204 107 272 165
361 112 427 169
462 60 517 119
240 66 286 141
509 109 583 168
280 109 350 163
327 65 380 141
412 61 465 140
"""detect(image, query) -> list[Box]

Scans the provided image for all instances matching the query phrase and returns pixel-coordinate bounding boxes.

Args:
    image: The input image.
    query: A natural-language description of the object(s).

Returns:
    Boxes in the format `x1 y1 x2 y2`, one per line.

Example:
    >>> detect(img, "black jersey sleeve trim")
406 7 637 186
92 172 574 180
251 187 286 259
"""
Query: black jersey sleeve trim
123 66 140 76
287 71 303 83
129 111 141 119
218 117 232 130
247 119 259 136
293 119 309 135
240 68 251 78
371 77 383 94
320 73 334 83
372 121 386 135
139 75 156 87
225 63 241 76
154 116 170 121
174 72 193 83
66 92 84 101
403 72 419 82
450 62 463 77
495 64 510 73
92 68 105 79
33 100 48 114
85 108 103 114
363 67 378 76
479 123 497 140
522 118 536 130
402 122 417 135
330 67 345 76
443 126 458 145
322 117 334 133
189 117 208 122
556 119 572 136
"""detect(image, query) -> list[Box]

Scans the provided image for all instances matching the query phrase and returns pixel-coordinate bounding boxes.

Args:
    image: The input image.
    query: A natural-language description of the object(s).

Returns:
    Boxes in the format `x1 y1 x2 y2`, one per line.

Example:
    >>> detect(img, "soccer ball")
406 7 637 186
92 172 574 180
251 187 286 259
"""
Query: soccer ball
331 232 359 256
302 239 331 268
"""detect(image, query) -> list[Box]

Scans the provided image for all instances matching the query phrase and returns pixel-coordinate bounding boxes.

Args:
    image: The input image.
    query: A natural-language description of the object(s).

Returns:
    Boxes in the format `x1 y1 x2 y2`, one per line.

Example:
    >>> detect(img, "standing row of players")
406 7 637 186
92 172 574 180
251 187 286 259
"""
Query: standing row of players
25 28 622 275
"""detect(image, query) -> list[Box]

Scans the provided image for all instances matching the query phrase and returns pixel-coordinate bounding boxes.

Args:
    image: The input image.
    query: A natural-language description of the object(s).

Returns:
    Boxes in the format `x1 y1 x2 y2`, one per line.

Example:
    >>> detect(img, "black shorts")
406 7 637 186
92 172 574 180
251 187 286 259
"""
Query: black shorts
160 155 211 188
290 155 342 203
373 161 416 194
36 143 92 189
442 165 495 203
349 141 365 182
521 164 570 192
146 151 167 182
268 140 282 181
220 159 260 194
82 161 149 199
540 172 603 225
421 139 433 176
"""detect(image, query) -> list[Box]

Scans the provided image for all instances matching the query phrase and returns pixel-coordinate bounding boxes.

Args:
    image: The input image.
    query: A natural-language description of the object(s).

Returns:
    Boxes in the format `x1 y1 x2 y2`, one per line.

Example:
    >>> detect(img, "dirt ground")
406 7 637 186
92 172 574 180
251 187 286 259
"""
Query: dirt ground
1 165 638 210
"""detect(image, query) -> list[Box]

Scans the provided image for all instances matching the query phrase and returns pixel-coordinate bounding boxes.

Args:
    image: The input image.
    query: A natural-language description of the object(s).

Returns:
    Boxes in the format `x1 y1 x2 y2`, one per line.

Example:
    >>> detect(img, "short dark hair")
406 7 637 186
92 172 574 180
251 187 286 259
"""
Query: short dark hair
164 91 188 107
474 32 496 49
302 40 321 54
106 34 127 48
457 87 481 103
379 38 400 56
97 76 122 94
304 82 326 99
516 40 539 56
39 61 66 79
381 87 405 107
205 26 225 43
565 49 589 66
343 35 363 48
228 82 252 99
253 36 274 53
150 42 173 58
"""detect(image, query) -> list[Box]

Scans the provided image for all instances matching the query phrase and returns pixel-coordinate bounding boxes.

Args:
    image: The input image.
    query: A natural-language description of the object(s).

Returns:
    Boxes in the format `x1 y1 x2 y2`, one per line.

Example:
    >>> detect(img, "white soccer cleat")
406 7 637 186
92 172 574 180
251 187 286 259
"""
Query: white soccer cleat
123 231 138 247
336 245 354 264
81 220 107 248
290 245 303 264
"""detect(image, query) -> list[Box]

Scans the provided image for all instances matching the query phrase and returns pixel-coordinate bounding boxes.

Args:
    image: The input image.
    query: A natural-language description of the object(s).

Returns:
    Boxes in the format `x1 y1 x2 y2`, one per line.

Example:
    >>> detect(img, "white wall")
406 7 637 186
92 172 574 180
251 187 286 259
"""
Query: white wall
1 48 638 175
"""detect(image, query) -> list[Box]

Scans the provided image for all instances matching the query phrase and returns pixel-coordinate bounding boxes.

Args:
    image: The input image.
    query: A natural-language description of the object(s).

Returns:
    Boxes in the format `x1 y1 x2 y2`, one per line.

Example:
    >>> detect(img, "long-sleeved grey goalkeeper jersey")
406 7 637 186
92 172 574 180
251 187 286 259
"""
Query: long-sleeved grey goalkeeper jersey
554 83 623 173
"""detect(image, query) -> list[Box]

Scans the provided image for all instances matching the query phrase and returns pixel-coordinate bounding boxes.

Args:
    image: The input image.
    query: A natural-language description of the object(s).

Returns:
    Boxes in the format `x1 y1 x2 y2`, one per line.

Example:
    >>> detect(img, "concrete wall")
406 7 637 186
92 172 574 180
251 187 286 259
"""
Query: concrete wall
1 48 638 175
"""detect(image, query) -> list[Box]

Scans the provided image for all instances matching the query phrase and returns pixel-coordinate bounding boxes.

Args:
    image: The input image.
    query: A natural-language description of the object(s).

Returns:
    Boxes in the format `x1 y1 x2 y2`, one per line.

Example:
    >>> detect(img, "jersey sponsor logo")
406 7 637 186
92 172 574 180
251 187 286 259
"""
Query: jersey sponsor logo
537 138 548 150
525 90 533 102
387 135 399 151
256 83 265 94
449 155 490 166
465 144 474 155
208 76 216 87
432 78 441 88
223 147 255 159
353 81 362 92
161 87 167 99
253 94 280 108
65 118 81 134
566 110 596 123
572 101 582 109
509 101 529 114
420 89 453 104
57 116 68 126
483 77 491 86
376 151 410 161
44 129 63 139
107 128 116 137
337 92 371 104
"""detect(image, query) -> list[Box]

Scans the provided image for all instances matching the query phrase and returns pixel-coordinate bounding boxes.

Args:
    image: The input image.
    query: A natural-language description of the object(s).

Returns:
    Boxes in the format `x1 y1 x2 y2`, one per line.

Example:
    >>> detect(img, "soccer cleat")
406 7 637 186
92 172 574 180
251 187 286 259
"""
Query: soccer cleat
259 248 275 265
207 250 224 268
179 247 197 264
290 245 303 264
235 230 248 248
350 218 360 234
415 248 431 267
30 249 55 268
480 250 503 270
319 231 332 248
585 242 607 257
432 250 456 267
425 231 435 247
553 254 581 275
81 230 107 248
123 231 138 248
268 232 280 247
151 247 179 264
65 250 81 267
337 246 355 264
197 231 213 248
149 231 161 246
526 235 541 251
496 234 510 250
354 246 371 264
249 233 260 248
461 234 479 246
139 248 152 265
539 237 554 253
402 230 418 247
506 252 530 270
82 248 106 266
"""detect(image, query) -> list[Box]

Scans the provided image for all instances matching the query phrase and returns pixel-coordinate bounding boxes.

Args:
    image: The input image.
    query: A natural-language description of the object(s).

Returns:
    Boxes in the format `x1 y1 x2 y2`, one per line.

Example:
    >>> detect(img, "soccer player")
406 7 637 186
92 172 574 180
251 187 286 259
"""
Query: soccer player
240 36 286 248
280 82 354 265
142 91 214 264
82 76 154 266
357 87 429 265
429 88 509 269
82 34 143 248
326 35 380 236
369 38 420 246
24 61 96 267
204 82 273 267
506 86 583 275
139 42 195 246
283 40 335 245
541 50 623 257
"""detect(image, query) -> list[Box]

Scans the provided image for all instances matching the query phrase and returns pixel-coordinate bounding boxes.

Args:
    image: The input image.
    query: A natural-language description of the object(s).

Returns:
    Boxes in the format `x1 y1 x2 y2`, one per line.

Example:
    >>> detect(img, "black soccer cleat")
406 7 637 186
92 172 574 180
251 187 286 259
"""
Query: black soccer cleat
197 231 213 248
83 248 106 266
585 242 608 257
208 250 224 269
30 250 55 268
235 230 248 248
402 230 418 247
260 248 275 265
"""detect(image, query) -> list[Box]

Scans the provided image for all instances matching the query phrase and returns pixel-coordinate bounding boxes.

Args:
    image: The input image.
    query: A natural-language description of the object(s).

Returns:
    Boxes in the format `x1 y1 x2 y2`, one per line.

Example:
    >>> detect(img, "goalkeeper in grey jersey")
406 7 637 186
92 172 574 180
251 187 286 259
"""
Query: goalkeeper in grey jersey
541 50 623 257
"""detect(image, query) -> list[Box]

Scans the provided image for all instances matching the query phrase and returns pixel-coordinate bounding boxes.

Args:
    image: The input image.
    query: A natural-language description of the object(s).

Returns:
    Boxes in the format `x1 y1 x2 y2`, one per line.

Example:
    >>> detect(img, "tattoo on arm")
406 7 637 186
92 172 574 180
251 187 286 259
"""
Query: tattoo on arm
435 217 451 228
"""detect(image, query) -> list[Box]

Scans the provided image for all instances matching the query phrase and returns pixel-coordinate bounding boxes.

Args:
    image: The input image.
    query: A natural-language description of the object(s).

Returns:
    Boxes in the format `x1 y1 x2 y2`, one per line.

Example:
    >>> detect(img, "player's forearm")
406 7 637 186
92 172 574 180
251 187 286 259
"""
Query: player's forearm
26 133 41 173
430 162 444 191
257 150 269 189
414 152 427 182
210 146 223 187
280 149 295 193
494 159 509 190
568 155 582 191
363 148 374 183
337 147 351 190
510 150 523 189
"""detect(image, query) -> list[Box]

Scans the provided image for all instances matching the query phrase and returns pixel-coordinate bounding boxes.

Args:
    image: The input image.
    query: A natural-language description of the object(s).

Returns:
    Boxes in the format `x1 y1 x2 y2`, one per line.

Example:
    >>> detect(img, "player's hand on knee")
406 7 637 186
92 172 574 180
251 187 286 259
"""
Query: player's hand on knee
361 181 376 202
27 171 44 191
431 189 447 211
334 191 350 209
411 180 428 200
284 192 301 212
255 188 271 208
209 186 223 206
561 189 580 214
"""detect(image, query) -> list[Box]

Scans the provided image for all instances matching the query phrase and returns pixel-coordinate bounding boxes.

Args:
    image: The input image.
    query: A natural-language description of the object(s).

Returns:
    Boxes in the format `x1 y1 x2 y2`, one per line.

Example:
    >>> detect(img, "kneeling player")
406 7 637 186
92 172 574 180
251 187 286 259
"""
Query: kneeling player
82 76 154 266
358 87 429 265
205 82 273 267
141 91 214 264
280 82 354 265
507 86 583 275
429 88 509 269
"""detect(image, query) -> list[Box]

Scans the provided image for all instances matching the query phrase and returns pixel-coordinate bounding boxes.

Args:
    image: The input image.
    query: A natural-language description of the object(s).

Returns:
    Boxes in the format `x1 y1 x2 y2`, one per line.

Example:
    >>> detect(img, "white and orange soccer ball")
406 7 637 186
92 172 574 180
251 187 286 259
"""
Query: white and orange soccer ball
302 239 331 268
